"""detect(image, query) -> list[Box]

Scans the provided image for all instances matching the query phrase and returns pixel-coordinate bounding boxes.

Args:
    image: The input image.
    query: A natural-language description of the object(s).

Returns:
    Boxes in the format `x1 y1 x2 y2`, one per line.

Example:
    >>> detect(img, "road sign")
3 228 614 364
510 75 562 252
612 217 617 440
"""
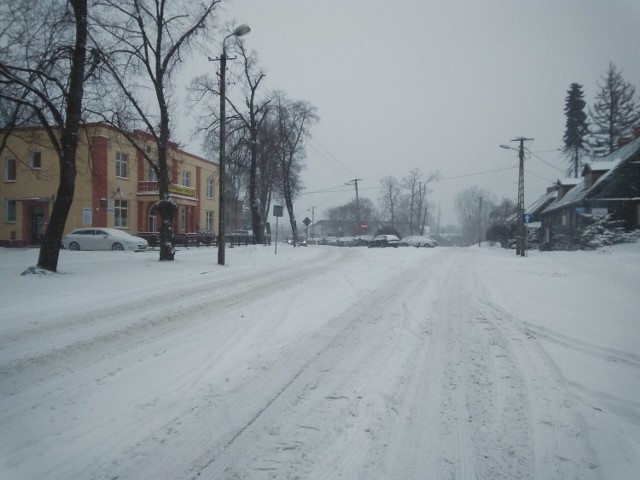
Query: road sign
273 205 283 217
303 217 311 226
523 214 532 224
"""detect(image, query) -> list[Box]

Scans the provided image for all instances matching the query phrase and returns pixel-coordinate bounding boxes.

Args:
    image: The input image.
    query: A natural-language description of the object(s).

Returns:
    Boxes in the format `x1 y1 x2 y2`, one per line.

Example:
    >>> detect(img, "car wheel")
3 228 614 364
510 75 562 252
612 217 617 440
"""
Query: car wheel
69 242 80 251
111 242 124 251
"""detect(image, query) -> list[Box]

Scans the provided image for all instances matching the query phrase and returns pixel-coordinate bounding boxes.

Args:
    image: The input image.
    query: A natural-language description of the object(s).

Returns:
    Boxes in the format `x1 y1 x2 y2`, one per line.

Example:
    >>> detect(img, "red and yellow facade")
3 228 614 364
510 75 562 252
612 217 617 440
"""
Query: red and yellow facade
1 123 218 246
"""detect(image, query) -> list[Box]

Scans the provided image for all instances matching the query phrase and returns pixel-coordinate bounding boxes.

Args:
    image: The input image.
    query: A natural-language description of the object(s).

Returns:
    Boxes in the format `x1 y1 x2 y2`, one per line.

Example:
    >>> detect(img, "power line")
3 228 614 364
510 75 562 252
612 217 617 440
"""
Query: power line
440 165 517 181
528 149 566 173
525 169 555 183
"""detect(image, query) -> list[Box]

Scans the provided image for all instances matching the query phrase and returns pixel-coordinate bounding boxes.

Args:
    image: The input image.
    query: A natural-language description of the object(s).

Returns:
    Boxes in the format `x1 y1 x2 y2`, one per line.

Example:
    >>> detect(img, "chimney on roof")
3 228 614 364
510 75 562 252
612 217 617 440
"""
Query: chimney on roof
618 136 632 147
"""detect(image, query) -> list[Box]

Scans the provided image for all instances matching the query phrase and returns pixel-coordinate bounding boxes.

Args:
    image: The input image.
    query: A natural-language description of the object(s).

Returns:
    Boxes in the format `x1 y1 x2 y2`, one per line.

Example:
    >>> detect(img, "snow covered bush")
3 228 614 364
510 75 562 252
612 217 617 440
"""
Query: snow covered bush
579 214 640 249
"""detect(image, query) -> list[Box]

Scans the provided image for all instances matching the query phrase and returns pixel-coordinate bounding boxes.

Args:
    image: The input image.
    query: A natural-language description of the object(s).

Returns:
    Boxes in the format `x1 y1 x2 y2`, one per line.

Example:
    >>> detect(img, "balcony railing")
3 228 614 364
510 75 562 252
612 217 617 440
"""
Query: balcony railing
138 181 196 198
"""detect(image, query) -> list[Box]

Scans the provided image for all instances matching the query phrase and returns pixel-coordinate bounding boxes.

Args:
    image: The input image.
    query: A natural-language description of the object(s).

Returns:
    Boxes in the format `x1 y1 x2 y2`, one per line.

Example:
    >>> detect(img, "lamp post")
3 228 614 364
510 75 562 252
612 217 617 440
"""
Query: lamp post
216 24 251 266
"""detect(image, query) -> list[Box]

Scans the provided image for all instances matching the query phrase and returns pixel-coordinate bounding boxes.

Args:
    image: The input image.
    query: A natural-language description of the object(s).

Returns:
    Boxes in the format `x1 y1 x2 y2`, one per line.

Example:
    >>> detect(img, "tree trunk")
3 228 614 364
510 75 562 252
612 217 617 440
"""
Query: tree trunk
156 92 175 260
249 130 263 243
37 0 87 272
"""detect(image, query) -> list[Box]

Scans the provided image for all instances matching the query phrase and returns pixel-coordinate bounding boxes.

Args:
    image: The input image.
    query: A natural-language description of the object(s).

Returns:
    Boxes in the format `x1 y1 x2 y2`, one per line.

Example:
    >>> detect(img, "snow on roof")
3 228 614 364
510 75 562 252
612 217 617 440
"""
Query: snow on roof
588 136 640 193
585 160 618 172
543 136 640 214
525 189 557 215
557 177 580 186
543 177 589 213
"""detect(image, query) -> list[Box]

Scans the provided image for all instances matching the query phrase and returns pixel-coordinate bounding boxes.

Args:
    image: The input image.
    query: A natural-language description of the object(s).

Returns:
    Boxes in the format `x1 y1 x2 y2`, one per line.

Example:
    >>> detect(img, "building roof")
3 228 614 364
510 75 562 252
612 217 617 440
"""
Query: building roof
586 138 640 200
525 189 557 216
543 177 590 214
542 136 640 215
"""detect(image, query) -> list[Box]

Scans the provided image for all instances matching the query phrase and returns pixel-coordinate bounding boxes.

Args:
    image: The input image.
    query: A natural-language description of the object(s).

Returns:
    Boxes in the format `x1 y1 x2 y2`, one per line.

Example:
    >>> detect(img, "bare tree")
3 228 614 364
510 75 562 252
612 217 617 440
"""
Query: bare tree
415 171 440 234
92 0 219 260
400 168 440 235
255 116 281 230
402 169 421 234
326 197 376 236
190 36 270 242
227 40 270 242
589 63 640 158
379 175 401 228
0 0 90 272
454 186 494 246
272 92 318 245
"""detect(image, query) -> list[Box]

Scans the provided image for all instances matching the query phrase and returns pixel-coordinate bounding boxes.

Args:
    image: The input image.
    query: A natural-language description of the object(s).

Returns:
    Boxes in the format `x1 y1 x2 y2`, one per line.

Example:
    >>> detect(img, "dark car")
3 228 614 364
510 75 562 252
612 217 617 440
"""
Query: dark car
368 234 400 248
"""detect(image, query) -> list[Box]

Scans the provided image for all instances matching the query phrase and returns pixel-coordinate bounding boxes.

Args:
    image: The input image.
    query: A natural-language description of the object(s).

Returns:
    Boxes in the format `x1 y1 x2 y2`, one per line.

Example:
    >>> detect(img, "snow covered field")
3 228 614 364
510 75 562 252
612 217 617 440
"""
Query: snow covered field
1 243 639 480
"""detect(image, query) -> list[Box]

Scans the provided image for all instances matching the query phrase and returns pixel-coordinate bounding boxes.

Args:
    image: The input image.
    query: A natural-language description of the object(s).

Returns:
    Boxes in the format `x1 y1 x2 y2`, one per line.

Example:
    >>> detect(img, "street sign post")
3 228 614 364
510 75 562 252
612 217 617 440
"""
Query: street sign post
273 205 283 254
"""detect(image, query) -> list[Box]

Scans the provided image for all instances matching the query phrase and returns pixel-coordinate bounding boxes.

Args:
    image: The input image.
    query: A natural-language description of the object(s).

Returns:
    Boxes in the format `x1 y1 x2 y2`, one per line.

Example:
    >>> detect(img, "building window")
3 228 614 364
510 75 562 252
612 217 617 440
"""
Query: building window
182 170 191 187
179 206 186 232
5 158 17 182
206 178 214 198
114 199 128 227
4 199 17 222
115 151 128 178
29 151 42 169
148 213 157 232
147 164 158 182
206 210 214 231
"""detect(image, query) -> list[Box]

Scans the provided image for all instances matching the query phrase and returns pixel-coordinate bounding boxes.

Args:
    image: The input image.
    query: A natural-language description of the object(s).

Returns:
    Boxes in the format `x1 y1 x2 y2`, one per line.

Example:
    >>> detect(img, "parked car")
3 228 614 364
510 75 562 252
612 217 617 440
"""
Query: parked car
400 235 437 248
62 228 149 252
368 234 400 248
336 236 356 247
352 235 374 246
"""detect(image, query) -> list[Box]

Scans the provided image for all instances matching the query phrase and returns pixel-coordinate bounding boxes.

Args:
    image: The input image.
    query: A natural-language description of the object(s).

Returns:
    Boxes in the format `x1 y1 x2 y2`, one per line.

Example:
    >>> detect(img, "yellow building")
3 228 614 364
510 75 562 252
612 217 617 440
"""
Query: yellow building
1 123 218 246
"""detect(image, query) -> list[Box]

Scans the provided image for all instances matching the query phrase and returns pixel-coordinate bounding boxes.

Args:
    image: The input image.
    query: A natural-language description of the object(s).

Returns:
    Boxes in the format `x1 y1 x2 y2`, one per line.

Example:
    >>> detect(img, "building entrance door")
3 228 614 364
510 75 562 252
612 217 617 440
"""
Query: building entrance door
31 206 45 244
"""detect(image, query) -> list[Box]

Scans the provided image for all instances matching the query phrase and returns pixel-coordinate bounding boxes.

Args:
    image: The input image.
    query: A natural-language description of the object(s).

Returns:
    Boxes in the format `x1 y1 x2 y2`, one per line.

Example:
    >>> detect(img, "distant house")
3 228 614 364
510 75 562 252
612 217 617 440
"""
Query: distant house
539 133 640 241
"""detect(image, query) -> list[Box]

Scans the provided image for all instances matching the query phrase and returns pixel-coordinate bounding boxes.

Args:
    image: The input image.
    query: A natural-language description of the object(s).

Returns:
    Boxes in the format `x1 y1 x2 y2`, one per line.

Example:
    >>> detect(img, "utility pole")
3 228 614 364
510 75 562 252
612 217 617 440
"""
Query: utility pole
514 137 533 256
478 196 482 247
346 179 362 234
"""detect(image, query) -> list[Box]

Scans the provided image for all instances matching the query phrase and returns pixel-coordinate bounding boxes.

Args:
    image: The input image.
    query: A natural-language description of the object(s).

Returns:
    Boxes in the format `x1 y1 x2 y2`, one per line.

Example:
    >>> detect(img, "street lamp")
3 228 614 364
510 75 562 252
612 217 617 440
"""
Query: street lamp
216 24 251 266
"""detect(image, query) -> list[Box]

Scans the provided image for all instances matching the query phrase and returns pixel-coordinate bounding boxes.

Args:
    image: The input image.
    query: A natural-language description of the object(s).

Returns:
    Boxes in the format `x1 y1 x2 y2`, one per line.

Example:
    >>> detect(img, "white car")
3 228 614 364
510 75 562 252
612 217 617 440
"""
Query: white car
400 235 437 248
62 228 149 252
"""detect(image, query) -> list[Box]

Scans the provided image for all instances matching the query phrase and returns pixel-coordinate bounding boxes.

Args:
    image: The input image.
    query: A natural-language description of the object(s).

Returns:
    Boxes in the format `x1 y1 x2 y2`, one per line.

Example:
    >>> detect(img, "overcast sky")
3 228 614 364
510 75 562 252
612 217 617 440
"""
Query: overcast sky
181 0 640 228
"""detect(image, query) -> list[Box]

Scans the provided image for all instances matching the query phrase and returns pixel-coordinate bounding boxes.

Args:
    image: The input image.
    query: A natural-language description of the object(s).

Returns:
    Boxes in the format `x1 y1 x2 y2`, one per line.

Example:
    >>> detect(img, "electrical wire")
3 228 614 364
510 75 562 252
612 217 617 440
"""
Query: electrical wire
527 149 566 173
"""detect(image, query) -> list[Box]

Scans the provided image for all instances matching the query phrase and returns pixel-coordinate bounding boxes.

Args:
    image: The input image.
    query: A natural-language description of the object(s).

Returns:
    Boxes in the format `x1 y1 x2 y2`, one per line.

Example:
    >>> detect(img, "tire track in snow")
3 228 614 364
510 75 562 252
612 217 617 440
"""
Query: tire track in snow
524 324 640 368
193 251 438 479
472 272 600 479
377 249 539 479
0 248 352 398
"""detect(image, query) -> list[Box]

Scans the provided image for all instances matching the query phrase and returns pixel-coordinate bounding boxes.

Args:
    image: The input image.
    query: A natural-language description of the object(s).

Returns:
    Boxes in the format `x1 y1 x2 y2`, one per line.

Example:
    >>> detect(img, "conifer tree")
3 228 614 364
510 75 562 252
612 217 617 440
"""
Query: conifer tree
563 83 589 177
589 63 640 158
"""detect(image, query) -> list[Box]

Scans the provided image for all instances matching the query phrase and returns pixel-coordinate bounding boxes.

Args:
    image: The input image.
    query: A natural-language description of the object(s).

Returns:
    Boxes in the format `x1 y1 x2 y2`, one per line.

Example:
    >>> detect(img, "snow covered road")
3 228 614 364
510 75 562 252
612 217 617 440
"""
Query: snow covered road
1 244 638 479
